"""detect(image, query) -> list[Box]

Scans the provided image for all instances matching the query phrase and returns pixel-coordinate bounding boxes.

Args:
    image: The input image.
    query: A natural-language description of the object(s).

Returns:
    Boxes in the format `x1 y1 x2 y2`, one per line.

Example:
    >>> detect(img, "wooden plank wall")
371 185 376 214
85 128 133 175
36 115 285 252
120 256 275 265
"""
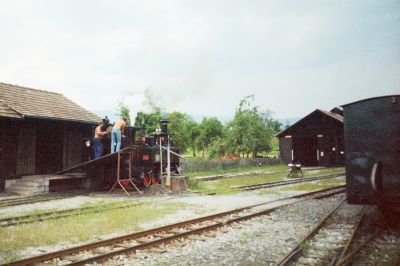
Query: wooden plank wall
16 125 36 175
63 126 84 169
0 120 18 189
279 137 292 164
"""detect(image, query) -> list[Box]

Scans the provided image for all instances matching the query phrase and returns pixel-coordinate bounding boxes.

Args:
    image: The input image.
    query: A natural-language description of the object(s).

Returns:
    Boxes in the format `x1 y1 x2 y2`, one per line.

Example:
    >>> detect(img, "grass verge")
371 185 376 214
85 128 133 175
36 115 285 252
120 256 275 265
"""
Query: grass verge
280 178 346 192
0 200 186 263
189 165 344 195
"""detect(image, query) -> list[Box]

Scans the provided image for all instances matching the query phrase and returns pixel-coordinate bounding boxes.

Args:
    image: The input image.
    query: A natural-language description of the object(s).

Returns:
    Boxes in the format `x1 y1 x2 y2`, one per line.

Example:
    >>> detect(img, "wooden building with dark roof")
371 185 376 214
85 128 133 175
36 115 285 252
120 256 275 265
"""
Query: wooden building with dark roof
0 82 101 190
276 108 344 167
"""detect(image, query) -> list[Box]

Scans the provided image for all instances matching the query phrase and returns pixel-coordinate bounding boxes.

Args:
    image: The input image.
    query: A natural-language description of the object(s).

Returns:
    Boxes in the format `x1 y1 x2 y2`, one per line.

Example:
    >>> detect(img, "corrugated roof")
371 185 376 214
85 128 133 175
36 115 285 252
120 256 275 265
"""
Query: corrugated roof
0 82 100 124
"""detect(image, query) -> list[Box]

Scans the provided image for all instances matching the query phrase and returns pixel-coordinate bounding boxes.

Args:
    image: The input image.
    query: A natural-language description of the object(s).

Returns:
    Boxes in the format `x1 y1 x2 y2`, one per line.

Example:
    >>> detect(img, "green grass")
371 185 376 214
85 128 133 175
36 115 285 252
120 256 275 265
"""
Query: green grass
280 177 345 192
301 167 344 178
183 137 280 159
0 201 187 263
188 165 288 195
188 165 345 195
0 200 143 219
187 164 287 178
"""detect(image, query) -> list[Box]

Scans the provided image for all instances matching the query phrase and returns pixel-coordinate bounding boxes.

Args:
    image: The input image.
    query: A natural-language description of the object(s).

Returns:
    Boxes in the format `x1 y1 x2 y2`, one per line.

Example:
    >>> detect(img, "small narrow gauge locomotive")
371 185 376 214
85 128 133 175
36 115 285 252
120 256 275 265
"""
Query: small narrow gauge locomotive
87 118 181 188
342 95 400 213
131 118 181 187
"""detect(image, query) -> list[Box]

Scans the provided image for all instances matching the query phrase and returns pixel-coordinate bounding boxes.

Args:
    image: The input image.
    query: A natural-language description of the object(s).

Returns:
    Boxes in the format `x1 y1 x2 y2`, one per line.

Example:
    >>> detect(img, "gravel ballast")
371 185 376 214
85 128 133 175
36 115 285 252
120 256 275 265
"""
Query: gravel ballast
1 188 398 265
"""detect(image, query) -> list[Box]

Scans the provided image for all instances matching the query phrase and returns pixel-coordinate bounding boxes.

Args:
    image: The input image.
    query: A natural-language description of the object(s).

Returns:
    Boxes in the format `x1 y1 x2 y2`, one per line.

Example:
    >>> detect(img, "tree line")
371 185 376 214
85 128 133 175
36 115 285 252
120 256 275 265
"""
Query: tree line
118 95 282 159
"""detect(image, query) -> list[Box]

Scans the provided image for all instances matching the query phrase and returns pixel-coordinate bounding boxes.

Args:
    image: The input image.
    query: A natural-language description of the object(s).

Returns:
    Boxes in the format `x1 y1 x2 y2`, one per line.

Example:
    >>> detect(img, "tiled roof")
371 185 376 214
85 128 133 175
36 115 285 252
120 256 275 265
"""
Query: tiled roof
0 82 100 124
0 99 21 118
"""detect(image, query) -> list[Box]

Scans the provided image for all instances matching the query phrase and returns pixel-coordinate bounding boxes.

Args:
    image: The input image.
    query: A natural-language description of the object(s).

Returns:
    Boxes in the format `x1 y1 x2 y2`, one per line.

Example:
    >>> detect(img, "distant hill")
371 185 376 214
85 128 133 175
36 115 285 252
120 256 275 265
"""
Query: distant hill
278 117 301 128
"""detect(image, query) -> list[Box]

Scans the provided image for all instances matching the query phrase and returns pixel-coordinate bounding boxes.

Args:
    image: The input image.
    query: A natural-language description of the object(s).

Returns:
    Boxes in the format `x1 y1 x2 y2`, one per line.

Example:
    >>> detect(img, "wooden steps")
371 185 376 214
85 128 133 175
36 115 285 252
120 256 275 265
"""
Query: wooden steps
6 173 87 196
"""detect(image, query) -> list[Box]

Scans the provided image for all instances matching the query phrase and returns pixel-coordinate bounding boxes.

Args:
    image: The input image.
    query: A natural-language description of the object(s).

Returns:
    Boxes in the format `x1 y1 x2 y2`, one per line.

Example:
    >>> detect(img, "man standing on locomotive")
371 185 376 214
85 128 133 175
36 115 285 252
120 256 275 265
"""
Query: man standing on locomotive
94 120 108 159
111 117 127 153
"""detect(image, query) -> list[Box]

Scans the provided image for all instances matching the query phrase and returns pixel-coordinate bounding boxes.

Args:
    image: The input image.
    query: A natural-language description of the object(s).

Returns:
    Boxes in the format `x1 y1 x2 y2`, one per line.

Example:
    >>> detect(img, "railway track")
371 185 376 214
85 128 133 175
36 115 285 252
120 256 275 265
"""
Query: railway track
3 185 346 266
276 200 366 266
0 191 87 208
336 220 400 265
0 201 144 227
234 173 345 191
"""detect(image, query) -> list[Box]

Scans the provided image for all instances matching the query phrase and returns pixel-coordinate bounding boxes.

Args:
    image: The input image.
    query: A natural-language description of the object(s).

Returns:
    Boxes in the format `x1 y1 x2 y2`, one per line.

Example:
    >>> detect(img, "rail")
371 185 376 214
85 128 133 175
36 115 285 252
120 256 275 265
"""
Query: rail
235 173 345 191
2 186 346 266
276 200 365 266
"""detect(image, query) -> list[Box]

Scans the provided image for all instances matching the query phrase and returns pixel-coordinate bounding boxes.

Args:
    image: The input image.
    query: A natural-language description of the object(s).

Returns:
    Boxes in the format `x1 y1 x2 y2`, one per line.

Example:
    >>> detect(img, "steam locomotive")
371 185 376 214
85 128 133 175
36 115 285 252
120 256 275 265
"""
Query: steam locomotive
343 95 400 213
87 118 181 188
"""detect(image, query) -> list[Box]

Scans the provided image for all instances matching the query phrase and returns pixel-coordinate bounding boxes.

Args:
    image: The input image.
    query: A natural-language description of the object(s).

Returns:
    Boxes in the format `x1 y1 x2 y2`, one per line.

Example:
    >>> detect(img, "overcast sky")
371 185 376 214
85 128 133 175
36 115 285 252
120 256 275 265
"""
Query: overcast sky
1 1 399 121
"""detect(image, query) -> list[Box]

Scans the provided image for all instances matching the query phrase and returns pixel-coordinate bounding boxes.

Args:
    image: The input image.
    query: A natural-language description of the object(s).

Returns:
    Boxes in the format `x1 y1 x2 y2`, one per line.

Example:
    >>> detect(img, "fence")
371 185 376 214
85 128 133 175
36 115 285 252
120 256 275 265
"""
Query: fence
180 157 282 173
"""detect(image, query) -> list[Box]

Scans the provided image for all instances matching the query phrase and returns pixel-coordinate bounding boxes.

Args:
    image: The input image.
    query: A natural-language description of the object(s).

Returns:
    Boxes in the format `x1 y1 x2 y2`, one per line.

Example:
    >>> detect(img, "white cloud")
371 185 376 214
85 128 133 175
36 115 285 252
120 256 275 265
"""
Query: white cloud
0 0 399 120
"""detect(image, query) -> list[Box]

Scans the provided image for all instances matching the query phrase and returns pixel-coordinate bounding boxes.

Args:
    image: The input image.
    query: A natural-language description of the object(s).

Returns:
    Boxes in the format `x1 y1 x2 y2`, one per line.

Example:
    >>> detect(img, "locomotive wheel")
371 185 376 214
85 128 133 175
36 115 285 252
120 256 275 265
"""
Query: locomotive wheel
152 175 159 185
143 175 151 187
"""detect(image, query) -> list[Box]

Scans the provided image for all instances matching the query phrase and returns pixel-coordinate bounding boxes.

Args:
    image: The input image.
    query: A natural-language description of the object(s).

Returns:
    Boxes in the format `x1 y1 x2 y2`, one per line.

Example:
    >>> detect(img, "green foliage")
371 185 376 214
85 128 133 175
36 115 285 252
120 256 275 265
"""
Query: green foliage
208 136 229 158
209 96 280 158
197 118 224 157
134 110 162 134
264 110 282 134
168 112 198 152
131 94 281 158
133 87 165 134
116 103 132 126
269 137 280 156
198 118 224 146
187 120 201 157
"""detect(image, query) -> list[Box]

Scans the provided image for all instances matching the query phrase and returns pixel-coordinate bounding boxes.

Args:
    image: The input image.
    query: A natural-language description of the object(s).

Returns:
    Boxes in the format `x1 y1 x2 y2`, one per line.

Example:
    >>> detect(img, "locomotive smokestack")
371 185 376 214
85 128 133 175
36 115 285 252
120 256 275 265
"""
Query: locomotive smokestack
160 118 169 135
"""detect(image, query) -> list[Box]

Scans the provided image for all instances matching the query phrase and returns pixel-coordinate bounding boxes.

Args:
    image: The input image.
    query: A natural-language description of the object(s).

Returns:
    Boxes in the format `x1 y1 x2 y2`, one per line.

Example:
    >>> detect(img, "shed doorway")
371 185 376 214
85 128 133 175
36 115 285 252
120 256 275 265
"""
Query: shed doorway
36 123 64 174
293 137 318 166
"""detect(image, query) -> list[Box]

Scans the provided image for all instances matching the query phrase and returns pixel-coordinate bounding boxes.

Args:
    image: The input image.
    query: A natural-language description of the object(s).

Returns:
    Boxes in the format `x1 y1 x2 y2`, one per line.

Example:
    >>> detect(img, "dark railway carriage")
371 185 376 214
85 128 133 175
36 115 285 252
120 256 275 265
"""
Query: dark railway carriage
342 95 400 212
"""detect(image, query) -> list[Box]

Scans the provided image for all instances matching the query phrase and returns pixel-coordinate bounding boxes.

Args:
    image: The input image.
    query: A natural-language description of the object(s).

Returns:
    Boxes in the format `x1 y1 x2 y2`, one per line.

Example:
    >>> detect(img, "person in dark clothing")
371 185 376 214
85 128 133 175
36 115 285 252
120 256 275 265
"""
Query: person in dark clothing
94 121 108 159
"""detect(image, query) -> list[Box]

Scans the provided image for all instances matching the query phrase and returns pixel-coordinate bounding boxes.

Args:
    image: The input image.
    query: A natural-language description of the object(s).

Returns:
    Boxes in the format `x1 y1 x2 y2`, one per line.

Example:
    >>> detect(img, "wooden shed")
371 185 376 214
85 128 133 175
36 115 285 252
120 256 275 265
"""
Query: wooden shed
0 82 101 190
276 108 344 167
